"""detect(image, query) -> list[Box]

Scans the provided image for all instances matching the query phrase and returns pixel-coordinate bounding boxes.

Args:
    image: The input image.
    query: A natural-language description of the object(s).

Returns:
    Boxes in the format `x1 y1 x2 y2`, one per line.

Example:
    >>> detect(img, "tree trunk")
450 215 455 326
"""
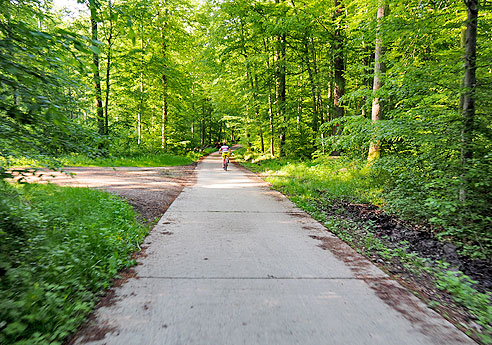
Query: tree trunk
264 38 275 158
311 38 323 126
277 33 287 157
297 75 302 132
201 118 205 146
103 0 113 135
304 38 318 133
333 0 345 123
255 75 265 153
274 0 287 157
460 0 478 202
368 3 387 162
245 102 252 150
361 40 373 118
208 114 212 144
137 23 144 145
161 21 168 150
90 4 104 136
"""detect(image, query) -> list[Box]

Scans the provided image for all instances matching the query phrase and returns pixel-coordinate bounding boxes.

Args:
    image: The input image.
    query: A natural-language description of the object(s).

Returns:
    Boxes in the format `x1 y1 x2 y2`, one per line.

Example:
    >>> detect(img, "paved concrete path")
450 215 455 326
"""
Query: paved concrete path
75 153 475 345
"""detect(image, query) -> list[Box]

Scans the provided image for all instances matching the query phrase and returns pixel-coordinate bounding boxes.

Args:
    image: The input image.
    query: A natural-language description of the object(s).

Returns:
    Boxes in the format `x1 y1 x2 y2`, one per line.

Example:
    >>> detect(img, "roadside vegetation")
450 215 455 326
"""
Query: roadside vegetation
235 148 492 344
0 182 148 345
55 149 215 167
3 148 215 171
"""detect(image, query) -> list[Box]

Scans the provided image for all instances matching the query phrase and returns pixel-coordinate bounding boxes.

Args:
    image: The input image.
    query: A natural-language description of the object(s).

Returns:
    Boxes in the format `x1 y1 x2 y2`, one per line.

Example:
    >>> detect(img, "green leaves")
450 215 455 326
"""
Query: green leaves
88 44 101 54
0 183 148 345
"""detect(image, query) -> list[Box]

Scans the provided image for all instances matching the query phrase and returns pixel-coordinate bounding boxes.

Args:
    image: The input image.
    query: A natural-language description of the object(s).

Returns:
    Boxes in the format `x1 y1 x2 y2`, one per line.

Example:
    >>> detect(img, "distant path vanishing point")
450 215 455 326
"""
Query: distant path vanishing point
71 151 474 345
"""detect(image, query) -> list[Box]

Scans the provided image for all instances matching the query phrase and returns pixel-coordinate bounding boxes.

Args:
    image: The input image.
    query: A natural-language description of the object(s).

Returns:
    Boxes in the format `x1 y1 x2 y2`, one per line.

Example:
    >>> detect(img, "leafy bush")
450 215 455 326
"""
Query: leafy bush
0 182 148 345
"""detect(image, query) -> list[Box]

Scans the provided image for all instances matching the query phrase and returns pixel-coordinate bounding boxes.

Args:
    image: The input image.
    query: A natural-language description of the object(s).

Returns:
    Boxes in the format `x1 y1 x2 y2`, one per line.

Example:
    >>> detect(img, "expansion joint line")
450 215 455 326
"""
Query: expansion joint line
137 276 391 280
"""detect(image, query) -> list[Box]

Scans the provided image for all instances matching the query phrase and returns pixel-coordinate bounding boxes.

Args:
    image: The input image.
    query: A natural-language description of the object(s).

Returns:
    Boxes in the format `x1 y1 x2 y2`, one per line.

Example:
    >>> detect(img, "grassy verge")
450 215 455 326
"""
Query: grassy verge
238 152 384 206
236 150 491 344
0 182 148 345
2 148 216 169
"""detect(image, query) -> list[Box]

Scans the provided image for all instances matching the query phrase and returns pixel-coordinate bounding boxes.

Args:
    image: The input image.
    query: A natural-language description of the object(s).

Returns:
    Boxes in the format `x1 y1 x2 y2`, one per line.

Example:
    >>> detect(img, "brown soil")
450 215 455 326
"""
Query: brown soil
320 199 491 294
21 163 197 223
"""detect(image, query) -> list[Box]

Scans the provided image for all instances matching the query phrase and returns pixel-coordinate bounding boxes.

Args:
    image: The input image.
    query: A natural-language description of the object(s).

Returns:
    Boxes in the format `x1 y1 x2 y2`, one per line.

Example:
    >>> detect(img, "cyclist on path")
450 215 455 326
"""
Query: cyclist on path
219 143 231 169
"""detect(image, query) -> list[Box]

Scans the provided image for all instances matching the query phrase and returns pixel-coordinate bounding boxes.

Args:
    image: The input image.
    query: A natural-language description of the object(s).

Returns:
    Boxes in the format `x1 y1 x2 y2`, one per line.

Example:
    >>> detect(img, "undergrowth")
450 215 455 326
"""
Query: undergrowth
0 182 148 345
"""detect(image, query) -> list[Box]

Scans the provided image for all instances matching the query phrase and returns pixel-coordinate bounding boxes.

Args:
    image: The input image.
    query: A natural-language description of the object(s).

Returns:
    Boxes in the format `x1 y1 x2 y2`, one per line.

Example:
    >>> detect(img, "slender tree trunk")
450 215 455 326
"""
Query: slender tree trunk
264 38 275 158
208 112 212 144
259 130 265 153
201 118 205 146
297 75 302 132
460 0 478 202
368 3 387 162
361 40 373 118
161 77 167 149
137 23 144 145
245 102 252 150
304 39 318 133
104 0 113 135
254 75 265 153
104 41 111 134
161 21 168 149
277 32 287 157
274 0 287 157
239 19 253 151
311 38 323 126
90 4 104 136
327 77 333 121
333 0 345 123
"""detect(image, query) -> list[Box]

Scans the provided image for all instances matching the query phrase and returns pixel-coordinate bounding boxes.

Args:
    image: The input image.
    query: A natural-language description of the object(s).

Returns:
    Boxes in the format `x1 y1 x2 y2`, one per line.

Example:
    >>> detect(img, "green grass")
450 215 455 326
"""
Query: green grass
240 154 384 206
2 148 216 169
60 153 194 167
0 182 148 345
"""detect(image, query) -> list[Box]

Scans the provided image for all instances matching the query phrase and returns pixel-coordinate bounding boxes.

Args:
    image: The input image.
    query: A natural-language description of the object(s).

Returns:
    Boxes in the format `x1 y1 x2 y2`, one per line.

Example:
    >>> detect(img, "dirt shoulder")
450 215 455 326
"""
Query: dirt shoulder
21 163 198 223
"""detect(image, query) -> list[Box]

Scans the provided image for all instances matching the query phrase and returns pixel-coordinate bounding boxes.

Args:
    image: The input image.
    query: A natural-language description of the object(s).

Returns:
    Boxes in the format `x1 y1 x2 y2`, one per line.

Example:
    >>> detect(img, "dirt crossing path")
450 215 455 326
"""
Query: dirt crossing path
21 164 197 222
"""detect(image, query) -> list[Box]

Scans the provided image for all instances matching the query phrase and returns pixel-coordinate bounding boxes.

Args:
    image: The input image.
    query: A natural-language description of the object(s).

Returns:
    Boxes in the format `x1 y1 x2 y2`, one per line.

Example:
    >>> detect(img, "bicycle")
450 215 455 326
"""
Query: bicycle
223 155 229 171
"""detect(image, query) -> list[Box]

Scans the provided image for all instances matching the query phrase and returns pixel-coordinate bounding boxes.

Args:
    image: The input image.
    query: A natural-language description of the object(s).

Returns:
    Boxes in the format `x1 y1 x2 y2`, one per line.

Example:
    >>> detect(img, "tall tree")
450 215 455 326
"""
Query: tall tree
160 6 169 149
264 37 276 157
275 0 287 156
367 1 387 162
89 0 105 135
332 0 345 123
103 0 114 135
460 0 478 202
